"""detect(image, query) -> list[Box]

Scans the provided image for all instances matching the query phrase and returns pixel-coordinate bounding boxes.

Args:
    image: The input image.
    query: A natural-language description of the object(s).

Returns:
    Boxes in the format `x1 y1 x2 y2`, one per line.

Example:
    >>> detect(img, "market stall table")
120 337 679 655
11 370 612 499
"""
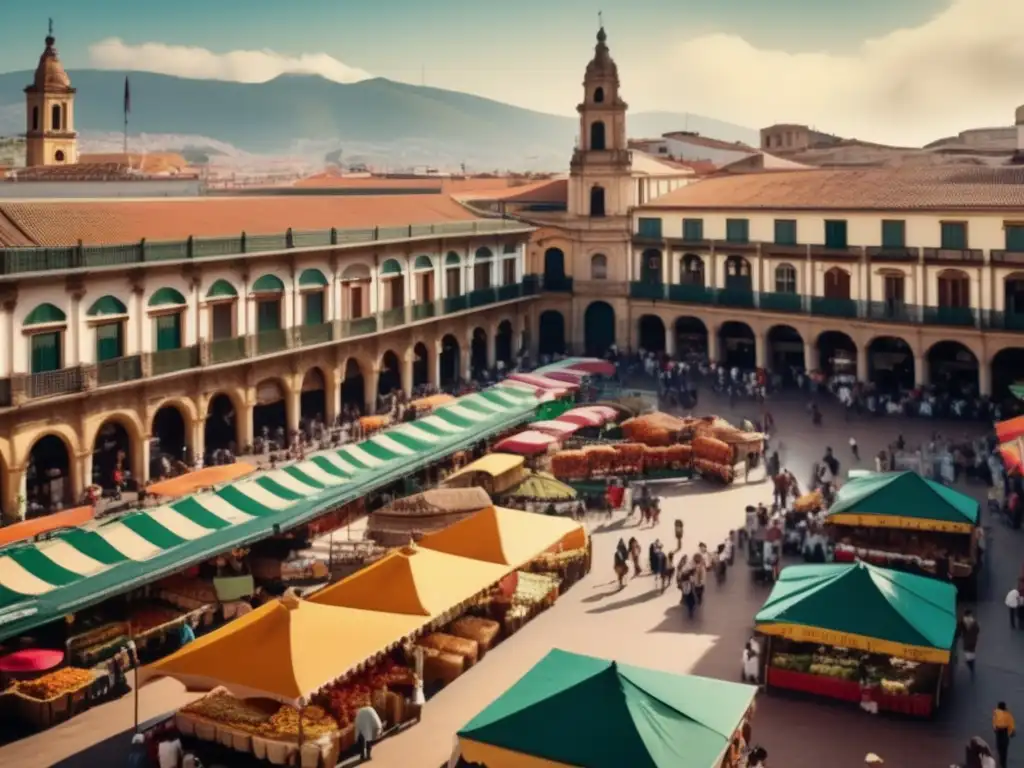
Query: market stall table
755 561 957 717
452 648 757 768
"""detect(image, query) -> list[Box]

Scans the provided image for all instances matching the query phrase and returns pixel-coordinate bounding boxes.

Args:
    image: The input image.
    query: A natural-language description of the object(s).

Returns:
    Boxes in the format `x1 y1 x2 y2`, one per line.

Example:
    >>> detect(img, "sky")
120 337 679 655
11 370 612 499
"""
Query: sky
1 0 1020 146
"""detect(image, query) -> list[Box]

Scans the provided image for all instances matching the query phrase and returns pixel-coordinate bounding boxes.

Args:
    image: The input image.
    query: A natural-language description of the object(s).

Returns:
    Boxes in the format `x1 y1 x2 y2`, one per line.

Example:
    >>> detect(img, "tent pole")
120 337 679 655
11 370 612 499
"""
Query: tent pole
298 705 305 749
133 665 140 732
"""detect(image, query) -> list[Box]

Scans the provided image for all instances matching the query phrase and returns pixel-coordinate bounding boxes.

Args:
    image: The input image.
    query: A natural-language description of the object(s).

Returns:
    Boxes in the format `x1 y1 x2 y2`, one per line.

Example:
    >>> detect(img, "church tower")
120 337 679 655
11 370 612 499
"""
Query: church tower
567 24 633 219
24 22 78 167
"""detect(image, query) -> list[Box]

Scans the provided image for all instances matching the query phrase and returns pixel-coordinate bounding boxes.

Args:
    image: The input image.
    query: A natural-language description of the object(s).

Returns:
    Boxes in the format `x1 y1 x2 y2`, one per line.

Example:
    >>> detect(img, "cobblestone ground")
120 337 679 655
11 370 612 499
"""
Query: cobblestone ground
3 390 1022 768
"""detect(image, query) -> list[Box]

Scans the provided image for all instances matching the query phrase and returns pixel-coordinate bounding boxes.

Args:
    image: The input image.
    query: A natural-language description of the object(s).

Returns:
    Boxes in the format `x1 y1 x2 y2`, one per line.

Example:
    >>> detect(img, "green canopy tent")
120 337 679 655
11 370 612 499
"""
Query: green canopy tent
754 561 957 664
456 648 756 768
826 470 979 534
1011 384 1024 401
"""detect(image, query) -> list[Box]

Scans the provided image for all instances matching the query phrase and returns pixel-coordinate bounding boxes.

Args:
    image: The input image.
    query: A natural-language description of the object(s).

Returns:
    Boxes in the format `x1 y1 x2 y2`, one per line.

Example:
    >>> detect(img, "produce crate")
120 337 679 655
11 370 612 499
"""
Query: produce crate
876 691 934 718
9 672 95 729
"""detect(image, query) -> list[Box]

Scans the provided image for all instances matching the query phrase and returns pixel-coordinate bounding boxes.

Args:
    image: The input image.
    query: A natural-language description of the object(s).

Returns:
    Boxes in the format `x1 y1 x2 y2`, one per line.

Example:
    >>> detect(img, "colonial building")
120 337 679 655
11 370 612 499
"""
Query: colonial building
0 194 534 520
626 165 1024 398
24 25 78 167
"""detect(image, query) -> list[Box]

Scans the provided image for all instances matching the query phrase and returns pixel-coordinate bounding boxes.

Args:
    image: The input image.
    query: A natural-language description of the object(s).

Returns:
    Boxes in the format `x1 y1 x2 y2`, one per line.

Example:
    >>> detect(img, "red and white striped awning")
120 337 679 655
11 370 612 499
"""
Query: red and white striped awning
556 407 609 428
565 359 615 376
493 430 560 456
544 369 588 385
530 420 581 438
507 372 577 392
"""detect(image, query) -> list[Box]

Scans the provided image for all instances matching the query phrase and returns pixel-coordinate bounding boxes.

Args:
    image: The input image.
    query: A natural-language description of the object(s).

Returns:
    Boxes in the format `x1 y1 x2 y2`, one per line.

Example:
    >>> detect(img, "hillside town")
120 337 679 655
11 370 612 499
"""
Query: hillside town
0 12 1022 768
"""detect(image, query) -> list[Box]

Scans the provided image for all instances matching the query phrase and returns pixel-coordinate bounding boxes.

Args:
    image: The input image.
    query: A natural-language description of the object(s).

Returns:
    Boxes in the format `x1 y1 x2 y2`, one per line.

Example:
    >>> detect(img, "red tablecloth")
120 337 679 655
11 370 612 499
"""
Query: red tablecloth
767 666 861 702
0 648 64 673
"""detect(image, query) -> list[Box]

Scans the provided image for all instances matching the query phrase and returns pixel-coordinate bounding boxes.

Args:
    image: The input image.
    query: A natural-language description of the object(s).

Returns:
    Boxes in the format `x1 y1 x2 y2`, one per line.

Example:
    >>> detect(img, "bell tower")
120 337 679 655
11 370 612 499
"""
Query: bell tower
567 23 633 219
24 20 78 167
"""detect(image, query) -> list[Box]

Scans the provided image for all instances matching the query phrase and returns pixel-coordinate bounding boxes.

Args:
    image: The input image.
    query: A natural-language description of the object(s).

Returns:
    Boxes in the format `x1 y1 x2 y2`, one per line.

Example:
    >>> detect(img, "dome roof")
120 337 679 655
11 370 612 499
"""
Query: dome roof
29 35 72 92
584 27 618 81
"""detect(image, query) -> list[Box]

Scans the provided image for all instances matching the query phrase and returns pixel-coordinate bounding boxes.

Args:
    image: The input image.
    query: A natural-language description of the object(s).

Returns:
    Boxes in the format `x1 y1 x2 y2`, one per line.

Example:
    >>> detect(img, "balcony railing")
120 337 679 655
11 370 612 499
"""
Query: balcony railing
0 278 540 407
96 355 143 386
0 219 531 277
628 282 998 331
542 275 574 292
809 245 859 260
866 246 919 261
922 248 983 263
990 250 1024 265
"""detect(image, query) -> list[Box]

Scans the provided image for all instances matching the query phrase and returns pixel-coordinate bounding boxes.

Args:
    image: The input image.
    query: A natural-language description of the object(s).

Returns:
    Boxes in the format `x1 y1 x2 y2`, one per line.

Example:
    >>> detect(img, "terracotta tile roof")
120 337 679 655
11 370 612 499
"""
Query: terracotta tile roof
640 166 1024 211
5 162 198 182
464 178 568 204
78 152 192 175
662 132 757 152
293 174 523 194
0 194 482 247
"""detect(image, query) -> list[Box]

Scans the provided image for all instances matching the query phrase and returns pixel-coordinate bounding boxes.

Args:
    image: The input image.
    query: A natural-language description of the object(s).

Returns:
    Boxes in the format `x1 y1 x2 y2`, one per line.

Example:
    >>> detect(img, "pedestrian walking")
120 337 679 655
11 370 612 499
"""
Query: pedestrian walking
1006 586 1021 629
993 702 1016 767
674 518 684 551
959 610 980 679
355 705 383 761
850 436 860 462
614 540 629 589
693 553 707 605
629 537 641 577
678 568 696 619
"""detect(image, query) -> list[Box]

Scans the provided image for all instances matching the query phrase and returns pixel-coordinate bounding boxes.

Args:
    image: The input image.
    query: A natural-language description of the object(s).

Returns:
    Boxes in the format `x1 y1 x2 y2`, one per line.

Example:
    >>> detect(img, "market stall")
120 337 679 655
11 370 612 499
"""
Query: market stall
146 463 256 498
367 488 492 547
556 407 610 428
507 372 577 393
755 561 957 717
497 471 578 513
451 648 757 768
824 471 981 597
493 430 560 456
527 420 580 439
441 454 526 496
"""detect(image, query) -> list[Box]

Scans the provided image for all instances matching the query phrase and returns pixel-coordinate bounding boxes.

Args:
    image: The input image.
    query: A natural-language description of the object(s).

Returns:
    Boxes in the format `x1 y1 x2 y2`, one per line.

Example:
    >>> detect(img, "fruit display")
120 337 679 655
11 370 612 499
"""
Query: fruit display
513 571 561 606
551 450 589 480
621 412 686 446
180 690 275 732
582 445 617 475
313 657 416 727
612 443 645 474
257 704 338 740
691 436 734 465
664 444 692 468
693 459 734 484
127 604 186 636
9 668 93 700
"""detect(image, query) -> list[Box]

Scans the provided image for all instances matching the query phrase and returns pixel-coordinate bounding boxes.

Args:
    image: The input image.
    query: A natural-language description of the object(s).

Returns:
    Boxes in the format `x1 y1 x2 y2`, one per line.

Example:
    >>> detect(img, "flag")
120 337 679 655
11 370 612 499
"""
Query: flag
123 76 131 116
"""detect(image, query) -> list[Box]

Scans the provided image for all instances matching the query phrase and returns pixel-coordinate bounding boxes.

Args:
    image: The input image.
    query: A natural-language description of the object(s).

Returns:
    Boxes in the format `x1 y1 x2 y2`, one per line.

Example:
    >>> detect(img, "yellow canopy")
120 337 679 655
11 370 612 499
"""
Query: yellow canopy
308 545 508 617
419 506 587 567
140 597 422 705
446 453 525 482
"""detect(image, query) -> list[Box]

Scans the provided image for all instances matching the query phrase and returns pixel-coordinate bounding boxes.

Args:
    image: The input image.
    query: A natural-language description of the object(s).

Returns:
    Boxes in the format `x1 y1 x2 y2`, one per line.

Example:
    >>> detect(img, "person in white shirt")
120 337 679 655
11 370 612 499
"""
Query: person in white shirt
1007 587 1021 629
355 705 383 760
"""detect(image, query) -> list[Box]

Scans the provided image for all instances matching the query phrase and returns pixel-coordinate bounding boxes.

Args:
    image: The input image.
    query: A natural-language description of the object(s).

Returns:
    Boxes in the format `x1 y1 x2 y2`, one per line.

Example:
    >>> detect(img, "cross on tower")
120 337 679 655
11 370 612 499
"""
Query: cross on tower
48 18 53 37
598 10 603 27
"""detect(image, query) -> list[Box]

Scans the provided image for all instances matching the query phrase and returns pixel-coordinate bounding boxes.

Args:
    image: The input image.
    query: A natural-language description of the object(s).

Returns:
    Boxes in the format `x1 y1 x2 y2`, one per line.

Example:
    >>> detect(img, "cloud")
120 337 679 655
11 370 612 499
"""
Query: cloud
88 38 371 84
654 0 1024 145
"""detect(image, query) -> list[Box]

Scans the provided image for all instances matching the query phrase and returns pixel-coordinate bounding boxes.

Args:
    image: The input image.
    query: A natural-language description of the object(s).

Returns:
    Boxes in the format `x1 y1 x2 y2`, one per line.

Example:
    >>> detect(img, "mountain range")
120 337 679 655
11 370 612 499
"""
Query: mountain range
0 70 757 170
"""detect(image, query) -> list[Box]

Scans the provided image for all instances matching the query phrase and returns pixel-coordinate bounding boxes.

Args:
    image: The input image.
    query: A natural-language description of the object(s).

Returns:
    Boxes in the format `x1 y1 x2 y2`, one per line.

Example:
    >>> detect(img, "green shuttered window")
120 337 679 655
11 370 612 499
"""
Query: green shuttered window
31 332 61 373
304 292 325 326
824 220 848 249
96 322 123 362
774 219 797 246
881 220 906 248
155 314 182 351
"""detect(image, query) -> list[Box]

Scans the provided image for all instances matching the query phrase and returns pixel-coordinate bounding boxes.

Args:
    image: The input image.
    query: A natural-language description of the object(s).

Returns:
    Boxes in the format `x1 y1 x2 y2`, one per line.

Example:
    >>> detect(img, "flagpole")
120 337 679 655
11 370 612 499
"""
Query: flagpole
123 76 130 156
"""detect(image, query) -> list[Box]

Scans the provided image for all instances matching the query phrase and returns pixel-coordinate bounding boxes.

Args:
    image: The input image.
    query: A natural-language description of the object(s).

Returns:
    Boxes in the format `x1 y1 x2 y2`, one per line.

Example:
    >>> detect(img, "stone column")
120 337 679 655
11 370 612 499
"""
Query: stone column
856 344 868 382
191 419 206 465
755 332 766 369
461 343 473 382
486 324 497 369
189 279 201 346
326 365 342 424
707 327 719 364
1 464 21 523
365 364 381 414
238 388 256 447
665 327 677 358
803 340 817 372
402 349 415 395
285 377 301 434
139 434 152 484
430 340 442 388
71 450 88 505
979 362 992 397
914 355 926 387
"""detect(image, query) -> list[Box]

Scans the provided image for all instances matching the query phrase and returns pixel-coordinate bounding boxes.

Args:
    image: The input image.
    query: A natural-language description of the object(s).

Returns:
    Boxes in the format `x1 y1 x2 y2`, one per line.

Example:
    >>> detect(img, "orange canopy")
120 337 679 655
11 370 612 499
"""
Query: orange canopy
308 546 508 617
996 416 1024 444
412 394 455 410
419 506 587 567
147 463 255 498
0 505 94 548
140 597 422 705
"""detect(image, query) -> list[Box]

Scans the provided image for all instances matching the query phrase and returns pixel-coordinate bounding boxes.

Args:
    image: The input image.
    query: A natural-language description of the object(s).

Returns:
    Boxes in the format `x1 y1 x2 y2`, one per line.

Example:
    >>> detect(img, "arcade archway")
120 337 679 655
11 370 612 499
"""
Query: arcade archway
816 331 857 377
766 325 804 372
205 393 238 453
583 301 615 357
300 367 327 422
673 317 708 357
252 380 287 444
867 336 914 392
378 350 402 396
718 321 755 368
638 315 666 353
341 358 366 412
413 342 429 388
92 420 132 492
471 328 488 377
26 434 72 514
927 340 979 392
440 334 460 386
538 311 566 356
152 403 189 464
495 320 513 365
992 347 1024 400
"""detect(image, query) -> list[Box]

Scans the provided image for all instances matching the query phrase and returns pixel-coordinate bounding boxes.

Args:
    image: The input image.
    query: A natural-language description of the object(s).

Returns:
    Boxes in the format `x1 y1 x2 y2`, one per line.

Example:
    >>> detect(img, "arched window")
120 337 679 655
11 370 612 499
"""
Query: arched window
593 87 605 104
937 268 970 308
590 186 606 218
680 255 704 287
54 150 65 163
31 106 39 131
590 121 607 151
51 104 61 131
591 253 608 280
823 267 851 300
775 263 797 294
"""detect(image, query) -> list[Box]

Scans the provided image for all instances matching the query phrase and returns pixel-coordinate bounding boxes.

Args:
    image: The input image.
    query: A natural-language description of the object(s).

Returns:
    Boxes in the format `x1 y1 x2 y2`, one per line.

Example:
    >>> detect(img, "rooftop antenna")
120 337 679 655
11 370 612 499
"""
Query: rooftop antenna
598 10 603 28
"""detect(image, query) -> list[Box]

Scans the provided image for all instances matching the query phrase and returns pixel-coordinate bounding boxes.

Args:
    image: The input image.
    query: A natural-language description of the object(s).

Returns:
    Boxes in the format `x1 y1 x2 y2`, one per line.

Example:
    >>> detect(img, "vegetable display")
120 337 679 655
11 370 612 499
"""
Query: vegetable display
258 705 338 739
9 668 93 700
180 690 274 732
691 436 733 465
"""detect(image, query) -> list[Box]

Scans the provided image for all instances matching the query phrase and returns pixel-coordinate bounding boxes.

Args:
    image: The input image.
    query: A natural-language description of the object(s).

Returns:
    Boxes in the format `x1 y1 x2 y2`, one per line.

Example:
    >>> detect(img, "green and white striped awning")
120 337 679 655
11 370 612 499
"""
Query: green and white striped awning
0 384 539 640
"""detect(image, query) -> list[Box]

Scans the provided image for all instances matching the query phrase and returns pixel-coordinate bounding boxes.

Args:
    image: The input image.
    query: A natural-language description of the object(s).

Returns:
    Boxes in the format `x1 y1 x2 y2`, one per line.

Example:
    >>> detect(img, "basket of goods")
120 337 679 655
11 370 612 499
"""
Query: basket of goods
621 418 670 447
551 450 589 480
691 436 734 465
527 548 590 588
359 415 390 434
417 646 465 685
612 443 646 474
794 490 824 514
417 633 480 668
664 444 692 469
582 445 617 476
643 446 671 471
178 690 276 735
257 704 339 741
449 616 502 657
692 459 735 485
